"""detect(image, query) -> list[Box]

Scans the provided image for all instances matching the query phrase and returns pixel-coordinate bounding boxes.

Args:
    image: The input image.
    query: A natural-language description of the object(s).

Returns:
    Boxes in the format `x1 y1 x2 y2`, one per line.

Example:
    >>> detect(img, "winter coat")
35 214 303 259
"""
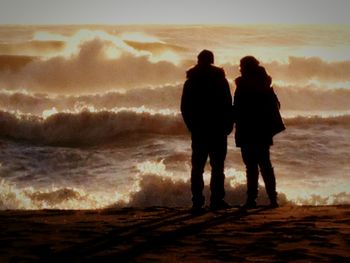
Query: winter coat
181 64 233 136
233 66 285 147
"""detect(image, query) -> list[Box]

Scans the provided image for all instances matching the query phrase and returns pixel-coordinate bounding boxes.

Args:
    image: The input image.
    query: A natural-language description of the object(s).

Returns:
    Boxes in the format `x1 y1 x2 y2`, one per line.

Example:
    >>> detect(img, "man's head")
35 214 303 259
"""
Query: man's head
240 56 259 74
197 49 214 65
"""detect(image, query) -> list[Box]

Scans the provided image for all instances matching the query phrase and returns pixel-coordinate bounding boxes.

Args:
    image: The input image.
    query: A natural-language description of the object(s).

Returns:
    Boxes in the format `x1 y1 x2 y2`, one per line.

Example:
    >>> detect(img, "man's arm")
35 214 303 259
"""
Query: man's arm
221 73 234 135
180 79 193 132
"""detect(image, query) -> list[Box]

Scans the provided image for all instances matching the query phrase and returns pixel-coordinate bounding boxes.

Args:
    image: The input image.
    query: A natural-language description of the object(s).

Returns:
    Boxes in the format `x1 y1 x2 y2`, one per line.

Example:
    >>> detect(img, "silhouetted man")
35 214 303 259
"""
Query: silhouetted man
181 50 232 211
233 56 285 209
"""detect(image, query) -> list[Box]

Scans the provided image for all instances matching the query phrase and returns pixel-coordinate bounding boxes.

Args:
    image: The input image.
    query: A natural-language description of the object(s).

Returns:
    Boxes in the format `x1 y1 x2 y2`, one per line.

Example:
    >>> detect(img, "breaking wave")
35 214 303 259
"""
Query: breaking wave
1 171 349 210
0 107 349 146
0 84 183 114
1 84 350 115
0 108 186 146
0 29 186 93
1 25 350 210
1 28 350 94
0 179 116 210
0 163 290 210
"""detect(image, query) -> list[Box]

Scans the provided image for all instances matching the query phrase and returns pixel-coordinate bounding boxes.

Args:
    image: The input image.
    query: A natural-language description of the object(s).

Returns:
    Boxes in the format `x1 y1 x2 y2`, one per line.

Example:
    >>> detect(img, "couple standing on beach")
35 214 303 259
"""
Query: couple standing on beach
181 50 285 212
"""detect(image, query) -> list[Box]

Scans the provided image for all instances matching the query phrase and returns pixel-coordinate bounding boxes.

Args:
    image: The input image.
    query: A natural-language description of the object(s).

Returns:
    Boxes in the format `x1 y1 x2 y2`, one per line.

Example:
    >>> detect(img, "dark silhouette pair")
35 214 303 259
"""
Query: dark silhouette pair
181 50 285 211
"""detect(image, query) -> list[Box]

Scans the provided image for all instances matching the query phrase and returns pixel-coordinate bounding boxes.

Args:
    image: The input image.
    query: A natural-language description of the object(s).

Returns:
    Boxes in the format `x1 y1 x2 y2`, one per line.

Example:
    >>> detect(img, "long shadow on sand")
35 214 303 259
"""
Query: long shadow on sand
50 207 269 262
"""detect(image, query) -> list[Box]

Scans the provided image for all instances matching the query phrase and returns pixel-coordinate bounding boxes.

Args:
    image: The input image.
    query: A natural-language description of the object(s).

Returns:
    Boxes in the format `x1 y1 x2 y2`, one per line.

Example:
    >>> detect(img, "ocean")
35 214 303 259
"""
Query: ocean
0 24 349 209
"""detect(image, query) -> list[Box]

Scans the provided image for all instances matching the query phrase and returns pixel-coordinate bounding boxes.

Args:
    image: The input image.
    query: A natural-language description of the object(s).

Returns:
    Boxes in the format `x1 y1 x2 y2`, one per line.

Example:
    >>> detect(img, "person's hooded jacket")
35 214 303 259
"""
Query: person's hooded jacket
233 65 285 147
181 62 232 136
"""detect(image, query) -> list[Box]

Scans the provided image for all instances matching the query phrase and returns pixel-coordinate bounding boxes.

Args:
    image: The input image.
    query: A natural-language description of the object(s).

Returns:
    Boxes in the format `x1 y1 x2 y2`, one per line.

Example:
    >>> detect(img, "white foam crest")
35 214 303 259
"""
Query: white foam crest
292 192 350 206
33 29 184 66
2 168 350 209
35 29 140 59
136 160 173 178
0 179 126 210
226 168 247 186
3 81 350 115
125 171 350 208
124 160 283 207
0 83 183 114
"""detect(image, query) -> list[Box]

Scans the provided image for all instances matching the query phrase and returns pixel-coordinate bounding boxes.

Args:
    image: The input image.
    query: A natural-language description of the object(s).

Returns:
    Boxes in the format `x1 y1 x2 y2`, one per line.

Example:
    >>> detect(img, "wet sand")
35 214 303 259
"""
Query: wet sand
1 205 350 262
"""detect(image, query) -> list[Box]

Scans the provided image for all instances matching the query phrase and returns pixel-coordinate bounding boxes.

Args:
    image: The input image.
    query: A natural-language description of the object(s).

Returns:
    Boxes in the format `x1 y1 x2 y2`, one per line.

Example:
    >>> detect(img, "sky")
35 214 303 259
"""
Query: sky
0 0 349 25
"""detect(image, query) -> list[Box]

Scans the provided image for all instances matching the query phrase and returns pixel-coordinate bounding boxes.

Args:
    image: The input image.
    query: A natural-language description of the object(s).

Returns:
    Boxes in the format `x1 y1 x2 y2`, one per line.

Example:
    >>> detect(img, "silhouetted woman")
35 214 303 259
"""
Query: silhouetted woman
233 56 285 208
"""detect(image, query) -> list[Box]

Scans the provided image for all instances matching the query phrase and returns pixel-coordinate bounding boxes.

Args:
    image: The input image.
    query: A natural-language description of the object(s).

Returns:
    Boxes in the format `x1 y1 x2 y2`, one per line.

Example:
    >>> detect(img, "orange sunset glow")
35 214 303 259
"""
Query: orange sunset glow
1 0 350 262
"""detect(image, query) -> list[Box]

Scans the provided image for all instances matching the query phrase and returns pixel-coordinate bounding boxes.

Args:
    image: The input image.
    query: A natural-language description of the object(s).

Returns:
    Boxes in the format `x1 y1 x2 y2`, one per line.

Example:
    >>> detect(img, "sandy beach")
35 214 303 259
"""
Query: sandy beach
1 205 350 262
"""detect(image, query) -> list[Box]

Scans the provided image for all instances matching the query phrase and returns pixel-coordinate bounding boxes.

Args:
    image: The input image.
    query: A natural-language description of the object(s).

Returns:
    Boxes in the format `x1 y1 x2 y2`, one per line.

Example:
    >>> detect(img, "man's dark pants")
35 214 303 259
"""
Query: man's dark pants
191 133 227 207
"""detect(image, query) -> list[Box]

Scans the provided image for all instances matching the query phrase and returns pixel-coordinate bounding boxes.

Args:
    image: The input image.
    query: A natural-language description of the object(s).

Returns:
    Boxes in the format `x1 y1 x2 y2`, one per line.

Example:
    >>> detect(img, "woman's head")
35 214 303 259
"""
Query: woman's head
240 56 259 75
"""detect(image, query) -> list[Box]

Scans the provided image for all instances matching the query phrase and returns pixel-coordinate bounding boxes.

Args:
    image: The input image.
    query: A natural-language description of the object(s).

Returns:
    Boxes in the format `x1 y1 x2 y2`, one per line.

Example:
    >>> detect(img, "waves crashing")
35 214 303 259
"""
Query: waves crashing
2 168 349 210
0 107 349 146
